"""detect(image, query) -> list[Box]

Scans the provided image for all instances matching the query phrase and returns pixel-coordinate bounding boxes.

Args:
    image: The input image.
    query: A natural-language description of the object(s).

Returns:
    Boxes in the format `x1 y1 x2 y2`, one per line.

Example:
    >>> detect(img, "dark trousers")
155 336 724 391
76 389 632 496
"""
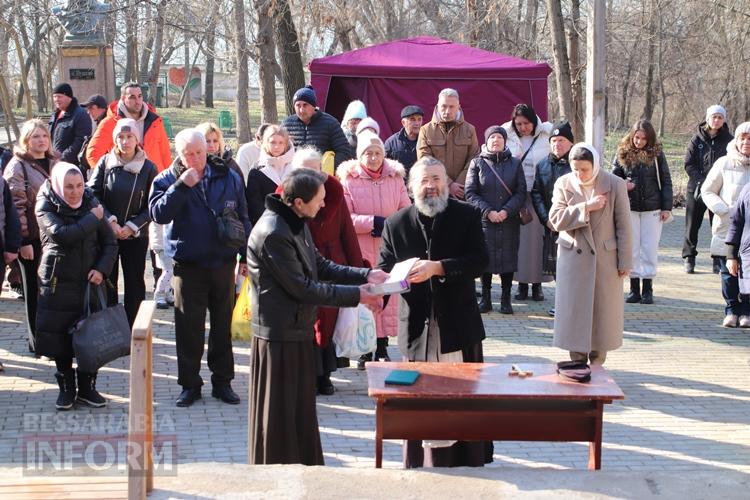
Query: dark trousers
108 237 149 327
682 189 714 259
18 239 41 351
173 260 235 389
719 257 750 315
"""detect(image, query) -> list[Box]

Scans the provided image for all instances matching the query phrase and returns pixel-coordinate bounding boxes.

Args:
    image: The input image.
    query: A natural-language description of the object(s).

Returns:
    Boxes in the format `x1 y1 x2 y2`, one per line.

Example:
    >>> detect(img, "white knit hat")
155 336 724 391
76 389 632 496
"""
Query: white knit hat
357 131 384 159
356 116 380 137
706 105 727 122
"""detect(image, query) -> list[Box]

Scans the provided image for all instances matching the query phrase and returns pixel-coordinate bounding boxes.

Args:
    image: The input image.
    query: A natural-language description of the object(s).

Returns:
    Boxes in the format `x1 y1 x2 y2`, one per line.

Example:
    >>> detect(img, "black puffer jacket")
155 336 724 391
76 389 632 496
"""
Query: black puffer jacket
282 110 352 168
247 194 368 343
87 149 157 238
34 182 118 359
531 153 572 226
684 122 733 192
48 97 93 166
613 151 673 212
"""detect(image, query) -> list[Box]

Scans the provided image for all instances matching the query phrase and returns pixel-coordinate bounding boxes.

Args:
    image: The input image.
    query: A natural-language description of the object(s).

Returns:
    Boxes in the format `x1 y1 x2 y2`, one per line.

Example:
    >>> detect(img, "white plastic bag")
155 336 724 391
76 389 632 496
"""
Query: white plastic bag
333 304 376 358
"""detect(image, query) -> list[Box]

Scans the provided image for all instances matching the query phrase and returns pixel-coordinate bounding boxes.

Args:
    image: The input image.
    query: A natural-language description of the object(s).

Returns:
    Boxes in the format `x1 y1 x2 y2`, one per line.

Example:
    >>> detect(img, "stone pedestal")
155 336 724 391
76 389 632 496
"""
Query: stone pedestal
58 44 115 102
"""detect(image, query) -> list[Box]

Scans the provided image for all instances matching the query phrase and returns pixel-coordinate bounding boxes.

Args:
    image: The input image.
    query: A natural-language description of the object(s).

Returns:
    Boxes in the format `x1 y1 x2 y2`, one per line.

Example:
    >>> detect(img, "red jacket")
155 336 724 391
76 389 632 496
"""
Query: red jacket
86 101 172 172
276 174 364 347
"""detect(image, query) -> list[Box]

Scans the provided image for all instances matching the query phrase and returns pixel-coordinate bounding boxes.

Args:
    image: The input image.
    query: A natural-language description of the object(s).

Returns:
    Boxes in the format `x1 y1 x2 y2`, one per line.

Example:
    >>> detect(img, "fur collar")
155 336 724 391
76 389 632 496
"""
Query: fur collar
617 143 663 168
265 193 305 234
335 158 406 181
726 139 750 167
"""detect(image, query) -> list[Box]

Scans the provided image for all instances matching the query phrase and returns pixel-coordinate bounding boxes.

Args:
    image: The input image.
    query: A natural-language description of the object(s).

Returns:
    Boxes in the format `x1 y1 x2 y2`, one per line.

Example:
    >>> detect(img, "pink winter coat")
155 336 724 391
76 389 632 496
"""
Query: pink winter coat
337 158 411 338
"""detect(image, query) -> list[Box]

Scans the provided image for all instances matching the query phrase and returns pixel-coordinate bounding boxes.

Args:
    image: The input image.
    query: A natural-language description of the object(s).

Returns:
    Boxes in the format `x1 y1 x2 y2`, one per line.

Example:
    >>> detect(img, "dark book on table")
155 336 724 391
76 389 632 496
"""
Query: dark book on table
384 369 420 385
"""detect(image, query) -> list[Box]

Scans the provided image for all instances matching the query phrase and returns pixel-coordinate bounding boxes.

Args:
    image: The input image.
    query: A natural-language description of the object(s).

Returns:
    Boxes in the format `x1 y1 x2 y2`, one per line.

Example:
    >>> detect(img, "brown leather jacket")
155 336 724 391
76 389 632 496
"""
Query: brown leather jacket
416 107 479 185
3 152 56 243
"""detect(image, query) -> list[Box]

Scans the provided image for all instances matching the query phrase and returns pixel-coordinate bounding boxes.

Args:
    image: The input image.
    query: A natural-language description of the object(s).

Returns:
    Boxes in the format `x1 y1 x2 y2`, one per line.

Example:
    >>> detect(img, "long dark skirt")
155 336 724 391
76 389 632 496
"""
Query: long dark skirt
248 337 324 465
403 341 494 468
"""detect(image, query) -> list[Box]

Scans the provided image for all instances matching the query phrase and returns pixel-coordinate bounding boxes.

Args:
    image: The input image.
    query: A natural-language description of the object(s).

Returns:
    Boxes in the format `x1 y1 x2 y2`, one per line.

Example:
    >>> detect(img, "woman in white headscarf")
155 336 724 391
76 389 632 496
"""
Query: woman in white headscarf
548 143 632 365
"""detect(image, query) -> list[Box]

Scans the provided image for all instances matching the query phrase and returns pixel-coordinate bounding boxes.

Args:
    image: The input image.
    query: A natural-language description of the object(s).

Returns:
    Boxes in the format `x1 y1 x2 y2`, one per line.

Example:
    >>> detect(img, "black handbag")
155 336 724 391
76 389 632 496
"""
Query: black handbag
69 284 131 373
215 206 247 248
198 179 247 249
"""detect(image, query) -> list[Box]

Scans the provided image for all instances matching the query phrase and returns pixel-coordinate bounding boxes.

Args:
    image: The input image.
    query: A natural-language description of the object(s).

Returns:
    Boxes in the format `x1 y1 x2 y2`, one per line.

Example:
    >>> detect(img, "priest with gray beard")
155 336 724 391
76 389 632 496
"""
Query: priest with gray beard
376 156 493 468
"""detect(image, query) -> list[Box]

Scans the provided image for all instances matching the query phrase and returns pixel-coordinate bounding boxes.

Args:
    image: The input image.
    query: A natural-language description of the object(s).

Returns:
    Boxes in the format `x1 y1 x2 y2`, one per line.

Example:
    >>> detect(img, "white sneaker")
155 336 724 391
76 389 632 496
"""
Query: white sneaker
723 314 739 328
739 316 750 328
154 292 169 310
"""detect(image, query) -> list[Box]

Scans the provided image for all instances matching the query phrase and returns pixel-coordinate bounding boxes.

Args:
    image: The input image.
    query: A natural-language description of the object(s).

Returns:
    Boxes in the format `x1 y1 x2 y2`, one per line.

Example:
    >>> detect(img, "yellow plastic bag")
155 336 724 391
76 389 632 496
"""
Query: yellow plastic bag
322 150 335 176
231 276 252 341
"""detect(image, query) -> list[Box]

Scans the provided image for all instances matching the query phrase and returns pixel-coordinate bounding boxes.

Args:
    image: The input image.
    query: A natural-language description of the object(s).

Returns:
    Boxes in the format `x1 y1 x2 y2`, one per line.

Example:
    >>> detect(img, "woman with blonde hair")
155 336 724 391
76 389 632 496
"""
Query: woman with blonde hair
245 125 295 225
196 122 243 181
3 119 57 352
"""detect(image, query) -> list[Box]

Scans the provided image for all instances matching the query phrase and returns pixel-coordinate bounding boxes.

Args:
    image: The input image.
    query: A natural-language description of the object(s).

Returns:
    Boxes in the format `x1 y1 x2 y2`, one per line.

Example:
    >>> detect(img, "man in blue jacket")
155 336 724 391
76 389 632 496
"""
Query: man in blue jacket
282 85 352 168
48 83 92 167
149 128 251 407
384 105 424 177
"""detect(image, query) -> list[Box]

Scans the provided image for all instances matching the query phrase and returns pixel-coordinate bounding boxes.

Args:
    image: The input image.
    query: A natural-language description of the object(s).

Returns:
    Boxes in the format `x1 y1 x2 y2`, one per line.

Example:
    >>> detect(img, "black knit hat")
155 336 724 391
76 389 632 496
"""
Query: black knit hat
52 83 74 98
484 125 507 144
550 121 574 144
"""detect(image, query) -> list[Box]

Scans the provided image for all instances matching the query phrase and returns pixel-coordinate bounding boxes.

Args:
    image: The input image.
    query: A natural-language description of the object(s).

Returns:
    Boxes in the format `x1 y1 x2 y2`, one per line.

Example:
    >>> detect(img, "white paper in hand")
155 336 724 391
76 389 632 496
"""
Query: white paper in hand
370 257 419 295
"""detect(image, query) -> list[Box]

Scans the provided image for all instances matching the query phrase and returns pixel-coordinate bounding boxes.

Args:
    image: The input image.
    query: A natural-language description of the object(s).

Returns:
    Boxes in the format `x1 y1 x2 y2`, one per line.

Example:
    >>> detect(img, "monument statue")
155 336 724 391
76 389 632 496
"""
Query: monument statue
52 0 110 45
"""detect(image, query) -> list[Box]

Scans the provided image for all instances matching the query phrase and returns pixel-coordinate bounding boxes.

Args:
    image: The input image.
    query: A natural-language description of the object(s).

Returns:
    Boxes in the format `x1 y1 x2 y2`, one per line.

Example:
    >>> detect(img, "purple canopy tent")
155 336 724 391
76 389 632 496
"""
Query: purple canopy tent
309 36 552 140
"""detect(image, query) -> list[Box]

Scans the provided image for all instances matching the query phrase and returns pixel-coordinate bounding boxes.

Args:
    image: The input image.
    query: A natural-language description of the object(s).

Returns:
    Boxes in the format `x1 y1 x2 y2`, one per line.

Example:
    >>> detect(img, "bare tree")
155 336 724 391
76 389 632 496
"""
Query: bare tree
233 0 252 143
255 0 278 122
273 0 306 116
547 0 575 127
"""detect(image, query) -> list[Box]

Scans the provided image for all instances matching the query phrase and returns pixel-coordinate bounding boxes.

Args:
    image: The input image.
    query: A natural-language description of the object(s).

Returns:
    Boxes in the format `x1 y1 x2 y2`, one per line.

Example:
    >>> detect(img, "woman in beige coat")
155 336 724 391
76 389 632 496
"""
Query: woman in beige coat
549 143 632 364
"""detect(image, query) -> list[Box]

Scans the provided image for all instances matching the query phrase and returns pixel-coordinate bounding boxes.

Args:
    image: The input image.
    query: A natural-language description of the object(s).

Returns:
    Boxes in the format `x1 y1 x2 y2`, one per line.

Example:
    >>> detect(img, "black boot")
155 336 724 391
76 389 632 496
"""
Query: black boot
500 286 513 314
357 352 372 370
531 283 544 301
375 337 391 361
514 283 529 300
641 279 654 304
684 256 695 274
478 273 492 313
55 369 76 411
317 374 335 396
76 370 106 408
625 278 641 303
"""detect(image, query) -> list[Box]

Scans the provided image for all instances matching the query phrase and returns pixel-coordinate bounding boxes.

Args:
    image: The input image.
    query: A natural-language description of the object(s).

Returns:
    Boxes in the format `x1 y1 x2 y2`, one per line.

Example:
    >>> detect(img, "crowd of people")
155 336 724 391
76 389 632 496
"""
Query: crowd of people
1 78 749 469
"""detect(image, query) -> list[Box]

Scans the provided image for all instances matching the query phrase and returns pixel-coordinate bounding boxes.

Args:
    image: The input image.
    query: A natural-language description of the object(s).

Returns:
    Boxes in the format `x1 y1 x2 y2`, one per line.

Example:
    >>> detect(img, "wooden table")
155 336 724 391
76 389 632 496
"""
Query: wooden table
366 362 624 469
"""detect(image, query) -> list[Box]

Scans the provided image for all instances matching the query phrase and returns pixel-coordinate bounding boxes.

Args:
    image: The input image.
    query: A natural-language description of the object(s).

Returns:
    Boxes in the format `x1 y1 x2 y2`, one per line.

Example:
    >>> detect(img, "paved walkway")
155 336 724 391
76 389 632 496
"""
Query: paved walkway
1 209 749 478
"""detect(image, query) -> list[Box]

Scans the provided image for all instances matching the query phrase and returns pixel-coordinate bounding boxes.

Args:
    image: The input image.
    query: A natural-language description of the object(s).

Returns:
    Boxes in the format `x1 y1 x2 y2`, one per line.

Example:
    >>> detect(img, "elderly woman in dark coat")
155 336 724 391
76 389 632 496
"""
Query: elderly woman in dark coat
465 125 526 314
35 163 117 410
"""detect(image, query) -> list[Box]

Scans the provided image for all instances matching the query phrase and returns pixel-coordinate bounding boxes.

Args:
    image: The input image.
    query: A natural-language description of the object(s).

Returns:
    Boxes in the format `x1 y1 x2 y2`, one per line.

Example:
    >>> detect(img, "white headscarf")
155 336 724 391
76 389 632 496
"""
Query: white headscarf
50 162 84 209
569 142 601 189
